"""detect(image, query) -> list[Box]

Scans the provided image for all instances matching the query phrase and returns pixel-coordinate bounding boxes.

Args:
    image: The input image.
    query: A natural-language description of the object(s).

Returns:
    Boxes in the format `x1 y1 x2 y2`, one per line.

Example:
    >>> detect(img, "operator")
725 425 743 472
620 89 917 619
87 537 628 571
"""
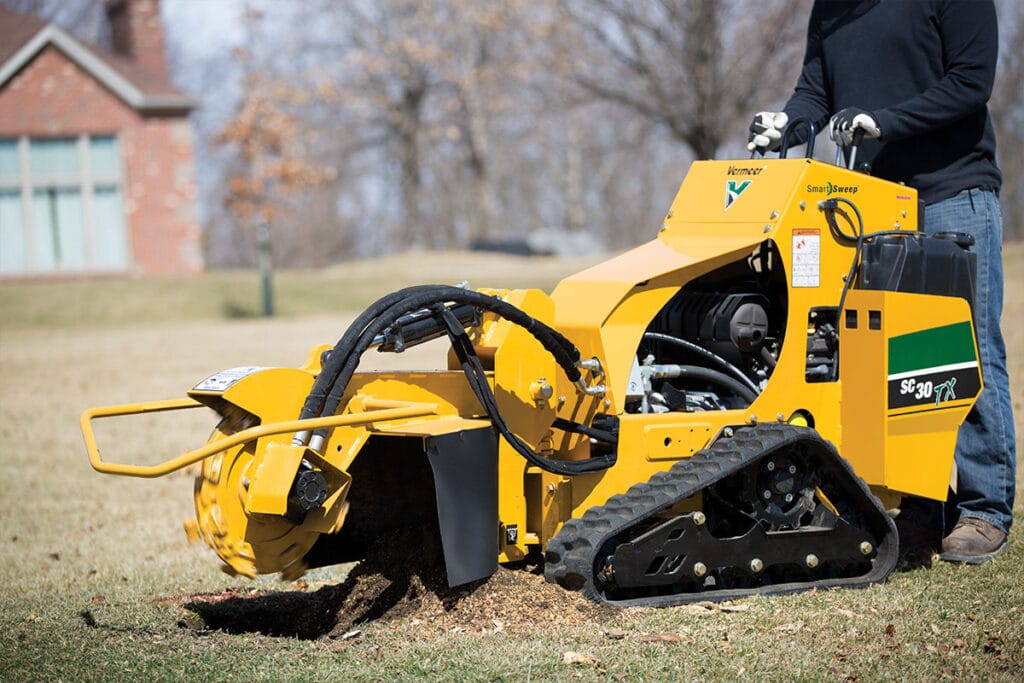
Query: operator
748 0 1015 564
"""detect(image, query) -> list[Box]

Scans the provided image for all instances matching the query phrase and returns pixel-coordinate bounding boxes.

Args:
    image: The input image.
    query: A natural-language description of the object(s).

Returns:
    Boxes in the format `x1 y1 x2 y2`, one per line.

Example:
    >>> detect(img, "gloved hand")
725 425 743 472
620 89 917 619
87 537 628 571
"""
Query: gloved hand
747 111 789 152
829 107 881 146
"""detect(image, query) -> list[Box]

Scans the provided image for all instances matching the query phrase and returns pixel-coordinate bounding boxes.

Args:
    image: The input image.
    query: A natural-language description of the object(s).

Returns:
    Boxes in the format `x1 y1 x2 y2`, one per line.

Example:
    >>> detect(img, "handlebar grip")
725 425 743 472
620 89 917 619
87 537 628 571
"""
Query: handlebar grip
847 128 866 170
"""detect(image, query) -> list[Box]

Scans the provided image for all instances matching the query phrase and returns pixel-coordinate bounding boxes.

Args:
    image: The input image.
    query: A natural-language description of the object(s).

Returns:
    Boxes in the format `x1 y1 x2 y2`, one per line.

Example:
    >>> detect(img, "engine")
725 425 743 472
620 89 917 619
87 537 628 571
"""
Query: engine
625 242 786 414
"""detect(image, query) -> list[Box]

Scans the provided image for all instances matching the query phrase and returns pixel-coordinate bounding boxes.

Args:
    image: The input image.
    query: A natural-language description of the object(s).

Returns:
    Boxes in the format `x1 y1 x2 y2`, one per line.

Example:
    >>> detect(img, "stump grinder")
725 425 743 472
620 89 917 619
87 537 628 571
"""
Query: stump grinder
83 127 981 606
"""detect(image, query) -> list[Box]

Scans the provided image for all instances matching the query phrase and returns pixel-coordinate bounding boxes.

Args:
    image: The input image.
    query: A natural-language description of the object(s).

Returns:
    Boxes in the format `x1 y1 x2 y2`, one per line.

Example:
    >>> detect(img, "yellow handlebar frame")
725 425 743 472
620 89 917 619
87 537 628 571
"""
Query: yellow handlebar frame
81 398 437 478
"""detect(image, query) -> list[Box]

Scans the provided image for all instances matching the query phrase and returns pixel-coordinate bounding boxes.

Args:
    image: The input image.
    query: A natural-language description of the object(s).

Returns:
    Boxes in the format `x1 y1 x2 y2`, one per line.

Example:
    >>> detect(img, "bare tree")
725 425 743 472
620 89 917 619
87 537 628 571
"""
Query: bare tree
0 0 108 44
558 0 810 160
215 8 333 310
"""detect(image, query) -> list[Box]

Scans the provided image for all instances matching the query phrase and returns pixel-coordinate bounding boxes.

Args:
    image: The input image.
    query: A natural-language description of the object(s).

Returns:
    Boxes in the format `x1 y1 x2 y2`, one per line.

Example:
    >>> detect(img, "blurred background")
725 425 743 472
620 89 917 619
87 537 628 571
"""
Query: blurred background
1 0 1022 279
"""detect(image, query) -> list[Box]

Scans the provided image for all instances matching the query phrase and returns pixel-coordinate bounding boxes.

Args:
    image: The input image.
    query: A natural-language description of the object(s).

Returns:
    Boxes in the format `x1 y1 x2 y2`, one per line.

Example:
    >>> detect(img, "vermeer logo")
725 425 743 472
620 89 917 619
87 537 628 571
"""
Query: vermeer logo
725 180 751 210
806 181 859 195
726 165 765 176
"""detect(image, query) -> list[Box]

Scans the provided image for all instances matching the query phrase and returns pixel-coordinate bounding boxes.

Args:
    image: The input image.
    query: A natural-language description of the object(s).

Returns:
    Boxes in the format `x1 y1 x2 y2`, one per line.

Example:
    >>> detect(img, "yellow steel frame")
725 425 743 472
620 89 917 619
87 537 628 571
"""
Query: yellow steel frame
81 155 979 578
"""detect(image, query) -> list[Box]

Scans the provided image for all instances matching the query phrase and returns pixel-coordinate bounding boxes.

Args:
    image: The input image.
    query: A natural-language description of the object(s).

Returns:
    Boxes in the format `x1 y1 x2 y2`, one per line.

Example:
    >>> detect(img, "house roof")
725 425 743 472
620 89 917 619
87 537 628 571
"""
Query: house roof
0 5 196 113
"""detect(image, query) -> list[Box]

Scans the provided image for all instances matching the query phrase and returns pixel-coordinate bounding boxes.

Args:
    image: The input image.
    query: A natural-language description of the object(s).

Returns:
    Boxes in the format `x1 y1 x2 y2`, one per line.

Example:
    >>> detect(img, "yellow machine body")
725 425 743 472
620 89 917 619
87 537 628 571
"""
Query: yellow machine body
83 156 981 602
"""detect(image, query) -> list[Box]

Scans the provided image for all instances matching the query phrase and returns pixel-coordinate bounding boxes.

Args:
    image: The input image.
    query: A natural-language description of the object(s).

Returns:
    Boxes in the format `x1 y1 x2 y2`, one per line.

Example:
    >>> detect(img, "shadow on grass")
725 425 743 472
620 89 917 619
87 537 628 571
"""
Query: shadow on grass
184 583 350 640
183 564 487 640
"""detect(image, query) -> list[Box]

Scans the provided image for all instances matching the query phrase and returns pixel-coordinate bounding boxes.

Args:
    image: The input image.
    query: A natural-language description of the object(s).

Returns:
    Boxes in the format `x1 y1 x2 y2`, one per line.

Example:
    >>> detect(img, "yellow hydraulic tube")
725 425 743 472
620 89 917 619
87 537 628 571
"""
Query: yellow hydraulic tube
81 398 439 478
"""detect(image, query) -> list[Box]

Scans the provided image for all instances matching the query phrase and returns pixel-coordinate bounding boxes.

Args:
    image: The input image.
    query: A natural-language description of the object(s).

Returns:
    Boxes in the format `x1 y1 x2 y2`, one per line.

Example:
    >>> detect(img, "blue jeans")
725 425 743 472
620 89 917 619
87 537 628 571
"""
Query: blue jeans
924 189 1016 534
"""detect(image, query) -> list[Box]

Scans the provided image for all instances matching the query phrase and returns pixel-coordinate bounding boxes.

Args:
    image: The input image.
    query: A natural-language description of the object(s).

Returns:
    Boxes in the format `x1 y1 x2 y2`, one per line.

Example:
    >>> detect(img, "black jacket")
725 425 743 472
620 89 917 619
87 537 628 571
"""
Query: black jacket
784 0 1002 204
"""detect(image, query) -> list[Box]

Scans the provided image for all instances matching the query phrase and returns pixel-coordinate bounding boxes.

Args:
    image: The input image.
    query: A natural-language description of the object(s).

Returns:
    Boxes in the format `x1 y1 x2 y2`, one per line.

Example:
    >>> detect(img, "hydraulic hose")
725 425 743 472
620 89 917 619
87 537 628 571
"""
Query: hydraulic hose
295 284 615 475
643 332 760 397
312 286 582 426
437 305 616 475
667 365 760 405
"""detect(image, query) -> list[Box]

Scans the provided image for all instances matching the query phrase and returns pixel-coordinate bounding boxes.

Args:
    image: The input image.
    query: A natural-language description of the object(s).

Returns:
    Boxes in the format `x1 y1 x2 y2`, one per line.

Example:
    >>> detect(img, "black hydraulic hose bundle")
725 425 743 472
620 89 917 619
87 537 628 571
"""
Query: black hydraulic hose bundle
296 284 615 475
436 304 616 475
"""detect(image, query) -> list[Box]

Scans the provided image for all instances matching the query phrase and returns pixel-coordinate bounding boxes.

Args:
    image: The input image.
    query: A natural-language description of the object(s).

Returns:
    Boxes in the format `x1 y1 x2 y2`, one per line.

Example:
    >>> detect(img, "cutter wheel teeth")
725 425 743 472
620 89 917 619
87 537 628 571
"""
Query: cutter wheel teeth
544 424 898 606
191 421 320 578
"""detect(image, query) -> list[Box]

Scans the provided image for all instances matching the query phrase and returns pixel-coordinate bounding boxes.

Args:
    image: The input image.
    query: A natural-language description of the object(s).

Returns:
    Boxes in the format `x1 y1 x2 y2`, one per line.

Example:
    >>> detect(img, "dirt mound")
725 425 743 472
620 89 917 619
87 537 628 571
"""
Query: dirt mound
184 529 618 640
326 527 617 637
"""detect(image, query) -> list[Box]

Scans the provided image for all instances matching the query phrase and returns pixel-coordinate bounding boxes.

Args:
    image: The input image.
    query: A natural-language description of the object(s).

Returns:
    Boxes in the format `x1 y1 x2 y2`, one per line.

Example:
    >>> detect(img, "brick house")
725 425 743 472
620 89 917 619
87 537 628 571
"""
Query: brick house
0 0 202 277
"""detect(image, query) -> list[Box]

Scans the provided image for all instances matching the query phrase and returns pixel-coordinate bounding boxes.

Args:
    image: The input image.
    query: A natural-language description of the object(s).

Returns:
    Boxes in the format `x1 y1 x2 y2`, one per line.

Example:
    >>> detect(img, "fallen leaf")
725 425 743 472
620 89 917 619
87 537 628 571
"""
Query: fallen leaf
774 621 804 633
686 602 718 615
604 628 628 640
720 603 749 613
340 629 361 641
983 634 1004 654
177 616 206 633
563 651 599 666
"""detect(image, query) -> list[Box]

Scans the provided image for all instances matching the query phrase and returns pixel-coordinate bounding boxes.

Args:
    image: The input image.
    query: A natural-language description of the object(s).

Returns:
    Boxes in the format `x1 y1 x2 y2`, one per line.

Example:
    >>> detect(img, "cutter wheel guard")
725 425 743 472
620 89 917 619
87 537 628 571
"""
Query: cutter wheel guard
82 123 981 606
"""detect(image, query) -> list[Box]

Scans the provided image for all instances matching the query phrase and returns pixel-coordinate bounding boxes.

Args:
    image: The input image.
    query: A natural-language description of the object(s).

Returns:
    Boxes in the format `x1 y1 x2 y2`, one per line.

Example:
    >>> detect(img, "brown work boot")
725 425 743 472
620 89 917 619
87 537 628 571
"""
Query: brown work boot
940 518 1008 564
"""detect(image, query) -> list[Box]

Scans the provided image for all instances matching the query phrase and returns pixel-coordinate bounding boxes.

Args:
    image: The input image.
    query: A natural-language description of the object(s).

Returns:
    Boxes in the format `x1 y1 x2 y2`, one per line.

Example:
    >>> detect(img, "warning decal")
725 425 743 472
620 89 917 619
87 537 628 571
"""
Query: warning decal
792 228 820 288
192 366 269 393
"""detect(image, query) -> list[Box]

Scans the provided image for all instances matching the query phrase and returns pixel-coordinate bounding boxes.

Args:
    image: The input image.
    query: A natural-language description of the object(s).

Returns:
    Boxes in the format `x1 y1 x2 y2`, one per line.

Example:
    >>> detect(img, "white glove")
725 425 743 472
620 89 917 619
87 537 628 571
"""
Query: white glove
747 111 789 152
829 107 881 146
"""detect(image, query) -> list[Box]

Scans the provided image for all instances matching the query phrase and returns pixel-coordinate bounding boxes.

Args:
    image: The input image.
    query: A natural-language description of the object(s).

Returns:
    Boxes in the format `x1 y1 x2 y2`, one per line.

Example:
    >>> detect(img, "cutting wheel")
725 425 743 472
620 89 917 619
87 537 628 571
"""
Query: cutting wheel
186 406 319 580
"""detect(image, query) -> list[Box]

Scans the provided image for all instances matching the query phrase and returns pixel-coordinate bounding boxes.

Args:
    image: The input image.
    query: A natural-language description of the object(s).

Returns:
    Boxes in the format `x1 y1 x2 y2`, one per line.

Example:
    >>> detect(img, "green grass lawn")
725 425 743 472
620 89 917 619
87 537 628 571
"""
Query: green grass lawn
0 251 603 330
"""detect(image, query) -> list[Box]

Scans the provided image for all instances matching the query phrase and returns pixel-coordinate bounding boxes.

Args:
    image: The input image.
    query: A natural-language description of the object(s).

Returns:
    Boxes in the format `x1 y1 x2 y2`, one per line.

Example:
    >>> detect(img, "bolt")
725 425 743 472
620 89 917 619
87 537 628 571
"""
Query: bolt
750 558 764 573
749 414 758 424
531 380 553 401
766 461 776 471
860 541 874 556
547 483 556 494
692 511 706 526
784 493 793 503
806 554 819 568
770 210 780 219
776 412 785 422
763 224 772 233
693 562 707 577
762 490 772 500
789 464 797 474
799 200 807 210
723 427 734 438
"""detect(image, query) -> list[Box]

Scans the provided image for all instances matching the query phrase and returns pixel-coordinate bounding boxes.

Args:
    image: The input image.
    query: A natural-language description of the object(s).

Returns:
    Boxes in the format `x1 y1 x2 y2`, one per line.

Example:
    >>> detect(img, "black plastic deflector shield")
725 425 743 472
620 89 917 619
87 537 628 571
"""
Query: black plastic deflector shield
426 427 499 586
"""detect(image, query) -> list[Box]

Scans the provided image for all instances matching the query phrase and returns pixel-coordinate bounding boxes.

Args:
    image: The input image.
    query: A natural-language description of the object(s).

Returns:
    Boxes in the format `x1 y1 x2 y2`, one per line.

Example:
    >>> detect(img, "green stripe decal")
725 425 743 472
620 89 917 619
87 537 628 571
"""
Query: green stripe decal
888 321 976 376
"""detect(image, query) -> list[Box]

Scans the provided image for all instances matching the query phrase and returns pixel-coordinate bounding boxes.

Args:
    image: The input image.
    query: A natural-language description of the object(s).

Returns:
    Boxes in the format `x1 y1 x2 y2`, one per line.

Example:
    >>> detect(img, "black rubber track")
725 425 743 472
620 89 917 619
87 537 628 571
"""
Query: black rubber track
543 424 898 607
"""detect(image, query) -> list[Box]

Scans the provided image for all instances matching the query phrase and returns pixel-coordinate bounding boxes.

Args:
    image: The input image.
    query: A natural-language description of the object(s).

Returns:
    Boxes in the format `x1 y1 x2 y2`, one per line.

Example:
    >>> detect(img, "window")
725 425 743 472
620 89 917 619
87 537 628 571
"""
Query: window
0 135 129 274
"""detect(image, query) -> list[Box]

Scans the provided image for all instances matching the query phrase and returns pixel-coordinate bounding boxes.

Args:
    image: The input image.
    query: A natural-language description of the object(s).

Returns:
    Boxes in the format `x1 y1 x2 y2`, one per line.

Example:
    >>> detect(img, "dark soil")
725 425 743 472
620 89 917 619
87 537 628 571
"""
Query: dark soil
182 528 619 640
